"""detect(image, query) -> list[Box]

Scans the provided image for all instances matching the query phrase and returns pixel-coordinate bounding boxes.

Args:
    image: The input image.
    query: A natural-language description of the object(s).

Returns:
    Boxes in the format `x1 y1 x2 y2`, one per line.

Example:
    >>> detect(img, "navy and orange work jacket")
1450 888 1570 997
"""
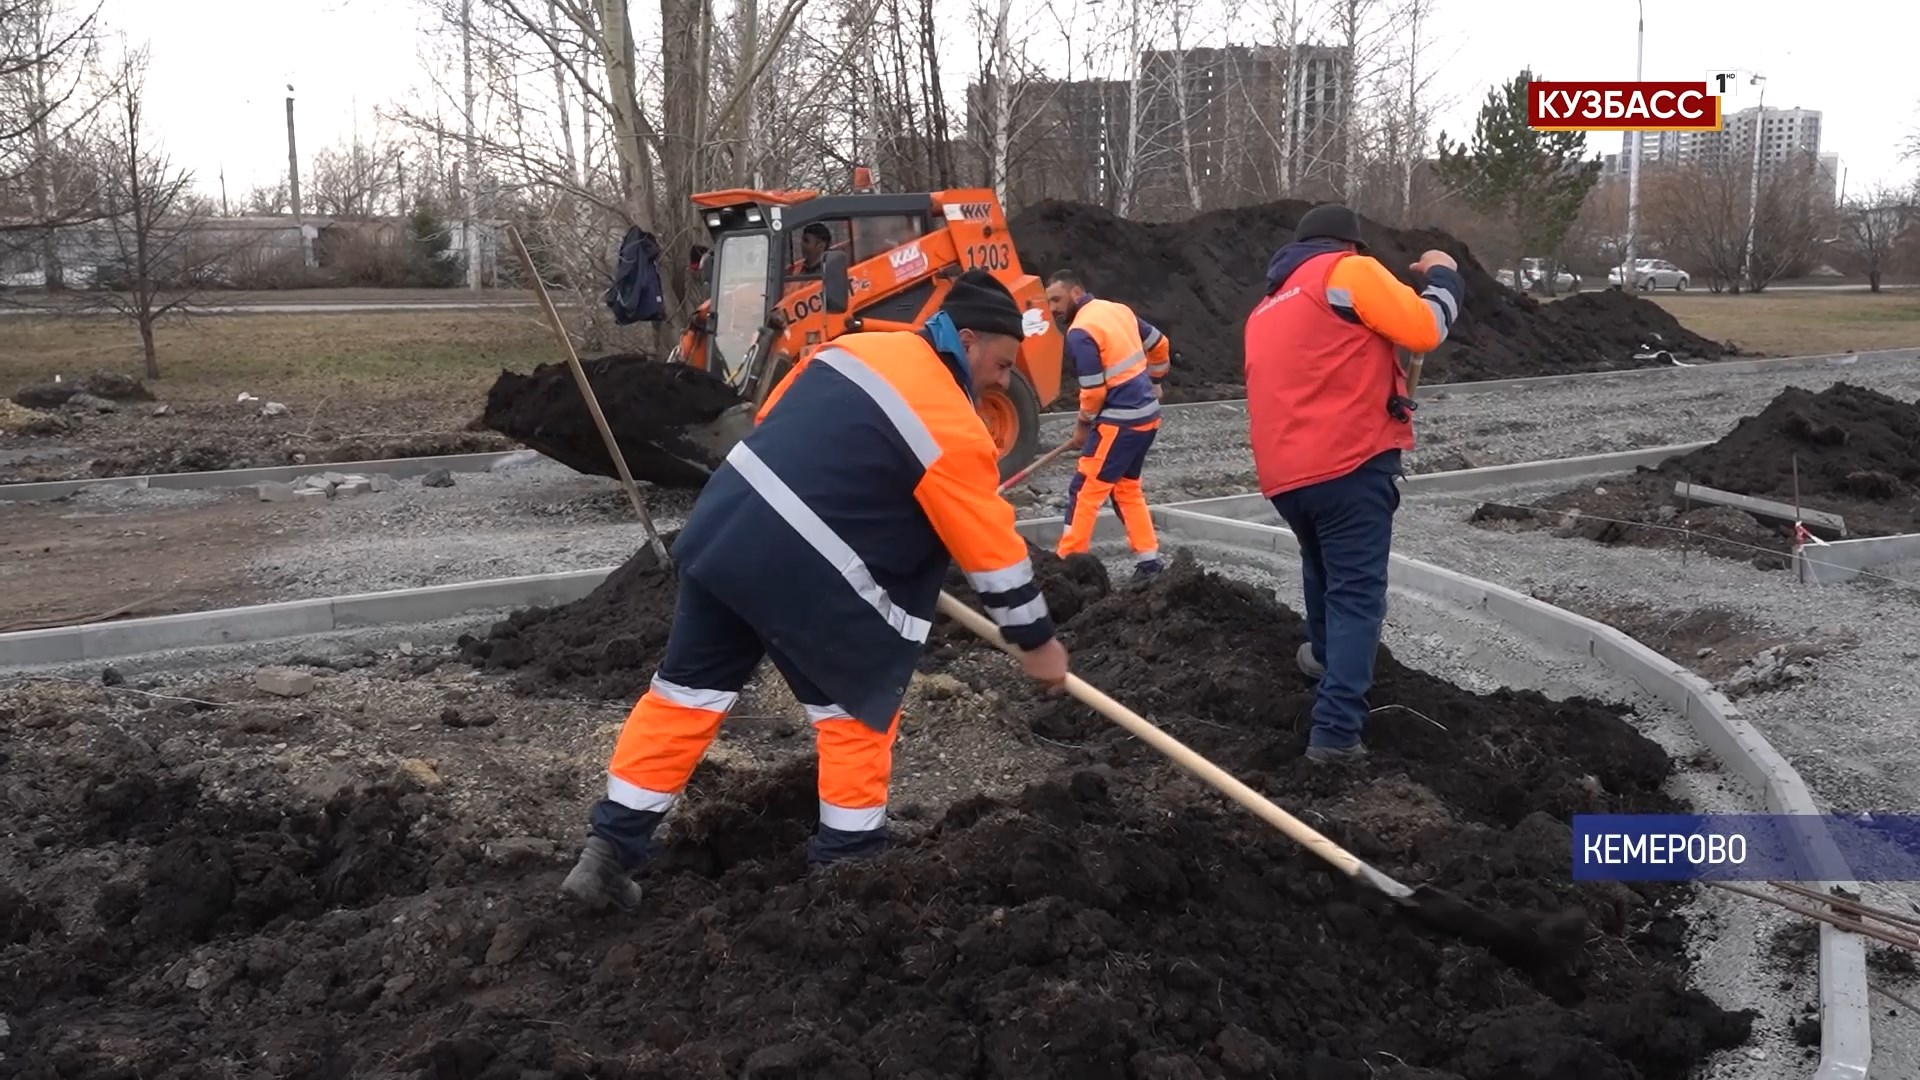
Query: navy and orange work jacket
671 313 1055 730
1063 294 1170 429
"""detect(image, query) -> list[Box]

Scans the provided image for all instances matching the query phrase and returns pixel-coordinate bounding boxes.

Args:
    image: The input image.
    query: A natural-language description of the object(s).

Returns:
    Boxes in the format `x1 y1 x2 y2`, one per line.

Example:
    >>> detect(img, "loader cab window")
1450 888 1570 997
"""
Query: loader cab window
712 231 773 383
788 221 849 277
852 215 926 262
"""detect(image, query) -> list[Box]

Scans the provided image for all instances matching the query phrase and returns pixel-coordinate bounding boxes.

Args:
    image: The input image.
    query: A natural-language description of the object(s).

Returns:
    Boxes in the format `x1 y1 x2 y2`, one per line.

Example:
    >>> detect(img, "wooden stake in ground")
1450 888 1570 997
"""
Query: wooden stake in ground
503 223 670 566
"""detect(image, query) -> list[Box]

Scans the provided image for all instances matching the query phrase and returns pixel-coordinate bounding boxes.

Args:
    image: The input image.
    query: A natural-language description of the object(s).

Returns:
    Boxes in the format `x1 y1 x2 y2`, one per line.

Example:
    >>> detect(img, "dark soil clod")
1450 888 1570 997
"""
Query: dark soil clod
480 354 747 487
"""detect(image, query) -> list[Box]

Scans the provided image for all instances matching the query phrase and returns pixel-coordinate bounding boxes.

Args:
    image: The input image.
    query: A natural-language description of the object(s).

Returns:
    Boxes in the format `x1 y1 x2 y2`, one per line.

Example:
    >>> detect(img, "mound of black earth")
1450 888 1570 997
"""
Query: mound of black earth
1008 199 1731 401
481 354 747 488
460 539 1108 700
6 553 1757 1078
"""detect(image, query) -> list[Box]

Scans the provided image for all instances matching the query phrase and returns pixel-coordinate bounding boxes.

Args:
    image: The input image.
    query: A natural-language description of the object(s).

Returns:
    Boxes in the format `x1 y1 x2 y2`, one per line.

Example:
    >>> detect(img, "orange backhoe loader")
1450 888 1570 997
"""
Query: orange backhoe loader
666 177 1063 479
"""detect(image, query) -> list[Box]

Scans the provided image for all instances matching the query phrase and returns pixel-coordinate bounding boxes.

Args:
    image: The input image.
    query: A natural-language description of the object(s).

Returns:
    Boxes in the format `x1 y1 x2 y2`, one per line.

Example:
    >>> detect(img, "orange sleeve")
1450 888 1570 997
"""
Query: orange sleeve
913 425 1056 648
1326 255 1457 354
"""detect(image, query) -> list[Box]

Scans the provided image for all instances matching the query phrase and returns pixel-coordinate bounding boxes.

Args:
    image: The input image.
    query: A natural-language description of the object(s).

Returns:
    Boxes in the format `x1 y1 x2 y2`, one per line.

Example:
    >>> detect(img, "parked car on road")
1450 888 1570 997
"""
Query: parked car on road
1496 260 1581 294
1609 258 1690 291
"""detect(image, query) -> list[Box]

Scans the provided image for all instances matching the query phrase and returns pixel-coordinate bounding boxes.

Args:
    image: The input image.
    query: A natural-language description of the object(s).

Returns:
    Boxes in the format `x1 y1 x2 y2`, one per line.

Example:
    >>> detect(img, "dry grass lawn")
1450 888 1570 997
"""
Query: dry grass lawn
1644 289 1920 356
0 308 562 420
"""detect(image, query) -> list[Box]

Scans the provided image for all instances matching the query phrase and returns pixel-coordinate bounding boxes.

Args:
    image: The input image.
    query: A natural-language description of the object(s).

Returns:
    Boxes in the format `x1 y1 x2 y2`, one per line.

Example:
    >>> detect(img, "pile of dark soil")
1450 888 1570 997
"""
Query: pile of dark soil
1661 383 1920 526
4 552 1758 1079
481 354 748 488
1008 200 1731 401
459 538 1112 701
1476 383 1920 562
9 370 156 409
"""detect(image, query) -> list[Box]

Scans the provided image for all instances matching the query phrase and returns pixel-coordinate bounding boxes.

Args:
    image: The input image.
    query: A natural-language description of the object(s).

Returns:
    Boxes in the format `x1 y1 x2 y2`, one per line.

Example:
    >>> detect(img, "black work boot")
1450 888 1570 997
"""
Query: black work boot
558 836 644 912
1130 558 1165 585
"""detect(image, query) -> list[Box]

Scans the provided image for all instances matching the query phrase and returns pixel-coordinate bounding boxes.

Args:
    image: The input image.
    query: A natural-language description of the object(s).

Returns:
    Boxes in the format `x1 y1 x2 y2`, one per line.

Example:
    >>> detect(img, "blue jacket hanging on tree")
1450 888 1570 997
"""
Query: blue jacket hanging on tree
605 225 665 324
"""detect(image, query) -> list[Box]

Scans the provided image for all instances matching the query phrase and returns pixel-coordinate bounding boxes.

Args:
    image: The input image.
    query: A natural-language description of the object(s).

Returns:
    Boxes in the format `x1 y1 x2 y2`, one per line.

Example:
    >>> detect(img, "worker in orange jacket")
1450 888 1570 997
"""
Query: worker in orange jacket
1244 203 1465 764
1045 270 1174 581
560 271 1071 911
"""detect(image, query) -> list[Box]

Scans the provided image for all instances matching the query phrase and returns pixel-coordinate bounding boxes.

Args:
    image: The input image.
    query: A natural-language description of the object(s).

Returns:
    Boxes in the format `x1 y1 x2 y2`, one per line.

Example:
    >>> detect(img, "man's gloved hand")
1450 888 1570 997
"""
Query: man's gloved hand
1152 382 1164 401
1387 395 1418 422
1070 418 1091 449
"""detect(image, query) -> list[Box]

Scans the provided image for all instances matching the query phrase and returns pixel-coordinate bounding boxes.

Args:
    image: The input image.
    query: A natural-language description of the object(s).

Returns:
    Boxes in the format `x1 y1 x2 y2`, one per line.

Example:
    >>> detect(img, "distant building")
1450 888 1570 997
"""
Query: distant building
966 43 1352 218
1612 104 1840 206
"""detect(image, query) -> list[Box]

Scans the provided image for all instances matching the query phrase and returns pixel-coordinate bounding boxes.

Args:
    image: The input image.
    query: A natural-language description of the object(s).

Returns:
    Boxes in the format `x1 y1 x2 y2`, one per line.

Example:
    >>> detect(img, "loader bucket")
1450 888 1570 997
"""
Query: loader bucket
481 354 753 490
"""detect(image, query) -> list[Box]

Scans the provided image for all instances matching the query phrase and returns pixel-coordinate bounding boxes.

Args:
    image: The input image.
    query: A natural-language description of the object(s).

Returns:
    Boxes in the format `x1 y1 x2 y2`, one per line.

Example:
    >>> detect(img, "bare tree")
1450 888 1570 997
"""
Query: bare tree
84 45 220 378
0 0 114 289
245 177 289 215
1836 183 1912 292
1641 155 1829 294
308 132 407 218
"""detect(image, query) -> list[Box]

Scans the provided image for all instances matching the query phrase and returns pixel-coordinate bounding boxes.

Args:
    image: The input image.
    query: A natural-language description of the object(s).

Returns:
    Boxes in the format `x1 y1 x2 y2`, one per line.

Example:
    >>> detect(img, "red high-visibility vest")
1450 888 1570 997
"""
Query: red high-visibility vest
1244 250 1414 497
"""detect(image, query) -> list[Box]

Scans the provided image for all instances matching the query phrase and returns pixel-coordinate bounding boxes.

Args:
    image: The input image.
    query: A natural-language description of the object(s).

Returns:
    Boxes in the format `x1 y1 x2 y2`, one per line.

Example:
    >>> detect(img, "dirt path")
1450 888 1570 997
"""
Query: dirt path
0 490 292 628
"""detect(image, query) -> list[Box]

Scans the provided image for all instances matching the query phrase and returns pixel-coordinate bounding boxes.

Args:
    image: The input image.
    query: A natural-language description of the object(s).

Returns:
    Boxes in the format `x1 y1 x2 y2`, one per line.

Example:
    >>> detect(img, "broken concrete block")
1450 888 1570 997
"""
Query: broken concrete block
321 471 348 486
369 473 395 492
151 403 172 417
334 479 371 497
293 487 329 501
259 401 290 417
294 474 332 491
254 667 316 697
422 468 455 488
257 481 295 502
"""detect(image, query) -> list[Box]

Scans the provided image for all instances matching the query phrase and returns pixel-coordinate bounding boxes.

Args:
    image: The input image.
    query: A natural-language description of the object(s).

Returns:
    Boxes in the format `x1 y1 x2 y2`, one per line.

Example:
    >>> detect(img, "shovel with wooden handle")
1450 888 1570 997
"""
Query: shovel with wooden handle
505 223 671 566
933 591 1586 965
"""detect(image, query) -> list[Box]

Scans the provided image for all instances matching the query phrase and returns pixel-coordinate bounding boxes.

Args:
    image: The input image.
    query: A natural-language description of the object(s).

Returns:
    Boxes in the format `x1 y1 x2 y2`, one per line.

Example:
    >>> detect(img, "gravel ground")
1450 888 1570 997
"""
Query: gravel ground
11 351 1916 606
1028 350 1920 509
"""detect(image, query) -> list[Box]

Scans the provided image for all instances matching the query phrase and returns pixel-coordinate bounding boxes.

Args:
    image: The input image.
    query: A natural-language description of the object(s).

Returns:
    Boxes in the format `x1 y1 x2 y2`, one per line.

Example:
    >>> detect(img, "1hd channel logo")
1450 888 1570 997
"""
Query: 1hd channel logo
1527 76 1725 132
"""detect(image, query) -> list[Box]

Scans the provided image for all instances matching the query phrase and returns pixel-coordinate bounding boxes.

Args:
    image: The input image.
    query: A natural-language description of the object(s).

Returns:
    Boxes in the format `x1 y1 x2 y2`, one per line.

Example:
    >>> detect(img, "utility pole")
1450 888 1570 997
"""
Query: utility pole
1741 74 1767 292
462 0 480 290
1623 0 1643 280
286 85 310 267
220 166 229 216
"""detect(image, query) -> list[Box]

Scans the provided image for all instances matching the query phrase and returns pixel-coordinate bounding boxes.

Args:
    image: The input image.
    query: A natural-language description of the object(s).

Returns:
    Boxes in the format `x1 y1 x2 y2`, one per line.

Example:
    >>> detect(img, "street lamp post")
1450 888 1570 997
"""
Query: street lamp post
1741 74 1767 291
1624 0 1644 280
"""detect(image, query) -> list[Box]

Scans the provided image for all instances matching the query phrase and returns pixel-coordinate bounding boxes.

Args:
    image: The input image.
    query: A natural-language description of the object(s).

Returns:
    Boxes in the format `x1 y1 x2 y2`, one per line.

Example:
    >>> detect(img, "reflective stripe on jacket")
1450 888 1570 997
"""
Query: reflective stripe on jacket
1065 295 1168 426
673 316 1055 730
1244 247 1466 497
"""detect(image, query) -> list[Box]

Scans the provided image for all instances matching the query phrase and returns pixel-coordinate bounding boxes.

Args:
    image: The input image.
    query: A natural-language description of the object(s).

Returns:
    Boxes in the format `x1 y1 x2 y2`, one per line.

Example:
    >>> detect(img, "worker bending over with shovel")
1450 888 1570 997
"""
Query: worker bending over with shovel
561 270 1071 911
1046 270 1175 582
1244 204 1465 764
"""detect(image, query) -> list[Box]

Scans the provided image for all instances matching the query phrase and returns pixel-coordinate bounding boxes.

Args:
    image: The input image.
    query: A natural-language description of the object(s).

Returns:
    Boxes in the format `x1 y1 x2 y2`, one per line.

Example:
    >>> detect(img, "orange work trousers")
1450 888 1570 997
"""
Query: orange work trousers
592 577 899 866
1056 419 1160 563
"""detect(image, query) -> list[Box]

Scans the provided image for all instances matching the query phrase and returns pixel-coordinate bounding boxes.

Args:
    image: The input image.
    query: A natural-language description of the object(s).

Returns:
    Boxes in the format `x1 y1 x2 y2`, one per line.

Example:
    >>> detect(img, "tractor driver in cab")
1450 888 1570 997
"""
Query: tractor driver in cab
794 222 833 275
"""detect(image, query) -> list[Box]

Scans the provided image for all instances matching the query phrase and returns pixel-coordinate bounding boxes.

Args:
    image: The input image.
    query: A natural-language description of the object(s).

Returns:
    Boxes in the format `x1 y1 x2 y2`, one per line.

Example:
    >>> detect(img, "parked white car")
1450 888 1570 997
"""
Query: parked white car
1609 258 1690 291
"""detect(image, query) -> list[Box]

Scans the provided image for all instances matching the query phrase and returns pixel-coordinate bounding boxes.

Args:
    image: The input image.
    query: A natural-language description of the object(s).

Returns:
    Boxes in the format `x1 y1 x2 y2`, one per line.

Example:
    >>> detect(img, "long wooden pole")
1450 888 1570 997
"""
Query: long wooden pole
504 223 670 565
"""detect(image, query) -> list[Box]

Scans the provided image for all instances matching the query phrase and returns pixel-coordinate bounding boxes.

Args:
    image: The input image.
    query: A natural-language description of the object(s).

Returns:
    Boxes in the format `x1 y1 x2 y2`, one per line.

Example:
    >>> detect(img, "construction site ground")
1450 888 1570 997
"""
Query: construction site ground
3 288 1917 485
8 349 1920 629
0 537 1829 1079
7 279 1920 1075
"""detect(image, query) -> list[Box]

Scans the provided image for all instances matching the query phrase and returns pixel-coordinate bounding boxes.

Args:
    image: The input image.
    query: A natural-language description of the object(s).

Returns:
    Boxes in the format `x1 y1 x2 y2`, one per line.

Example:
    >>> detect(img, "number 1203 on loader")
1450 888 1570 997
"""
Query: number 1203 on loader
668 183 1064 479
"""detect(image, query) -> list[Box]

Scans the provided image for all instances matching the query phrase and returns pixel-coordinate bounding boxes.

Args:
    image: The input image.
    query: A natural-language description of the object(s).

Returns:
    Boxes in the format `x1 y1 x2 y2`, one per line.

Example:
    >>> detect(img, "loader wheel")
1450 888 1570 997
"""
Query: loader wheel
979 369 1041 481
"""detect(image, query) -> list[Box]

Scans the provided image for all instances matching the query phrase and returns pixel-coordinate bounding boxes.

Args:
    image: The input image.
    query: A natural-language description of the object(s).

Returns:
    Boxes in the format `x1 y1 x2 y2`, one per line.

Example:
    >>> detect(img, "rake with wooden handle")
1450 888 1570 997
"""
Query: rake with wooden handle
934 590 1587 965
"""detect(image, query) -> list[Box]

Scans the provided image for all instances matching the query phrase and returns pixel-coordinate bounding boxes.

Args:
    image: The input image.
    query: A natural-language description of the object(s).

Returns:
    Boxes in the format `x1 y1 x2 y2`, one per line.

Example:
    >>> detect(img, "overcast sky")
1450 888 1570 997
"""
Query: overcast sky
104 0 1918 207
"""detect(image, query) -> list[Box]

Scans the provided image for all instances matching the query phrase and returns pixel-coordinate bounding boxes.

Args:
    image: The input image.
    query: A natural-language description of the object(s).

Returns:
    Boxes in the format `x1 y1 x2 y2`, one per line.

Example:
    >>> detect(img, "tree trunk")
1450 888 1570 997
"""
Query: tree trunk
987 0 1015 203
1401 0 1422 224
549 0 581 185
1869 269 1881 293
1171 10 1202 212
1116 0 1142 217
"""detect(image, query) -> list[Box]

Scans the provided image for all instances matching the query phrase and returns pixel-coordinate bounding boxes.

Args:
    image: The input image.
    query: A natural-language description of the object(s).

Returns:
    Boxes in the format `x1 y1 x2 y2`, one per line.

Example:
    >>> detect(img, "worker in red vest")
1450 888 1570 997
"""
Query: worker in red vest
558 271 1070 911
1046 270 1174 580
1243 204 1465 764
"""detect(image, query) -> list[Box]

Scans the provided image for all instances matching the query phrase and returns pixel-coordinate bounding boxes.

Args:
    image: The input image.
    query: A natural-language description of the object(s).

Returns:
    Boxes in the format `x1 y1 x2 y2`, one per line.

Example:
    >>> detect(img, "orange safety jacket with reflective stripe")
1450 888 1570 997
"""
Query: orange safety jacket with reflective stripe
672 313 1055 730
1244 246 1465 497
1066 296 1167 427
